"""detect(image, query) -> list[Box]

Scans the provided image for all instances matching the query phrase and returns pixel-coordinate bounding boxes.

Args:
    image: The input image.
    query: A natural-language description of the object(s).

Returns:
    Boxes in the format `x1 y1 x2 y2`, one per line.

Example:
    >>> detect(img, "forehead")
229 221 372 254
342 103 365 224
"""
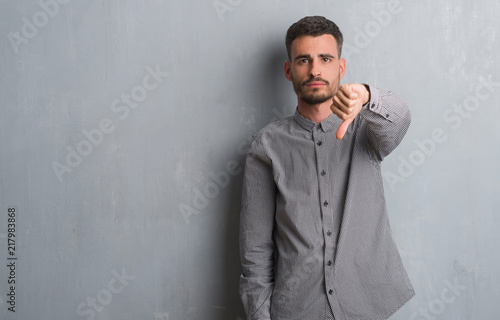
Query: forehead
290 34 338 58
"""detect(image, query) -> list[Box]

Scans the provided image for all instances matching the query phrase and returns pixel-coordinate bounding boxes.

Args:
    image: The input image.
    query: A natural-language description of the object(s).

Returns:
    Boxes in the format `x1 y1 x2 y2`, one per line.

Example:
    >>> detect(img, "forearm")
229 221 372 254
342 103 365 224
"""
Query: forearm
359 85 411 161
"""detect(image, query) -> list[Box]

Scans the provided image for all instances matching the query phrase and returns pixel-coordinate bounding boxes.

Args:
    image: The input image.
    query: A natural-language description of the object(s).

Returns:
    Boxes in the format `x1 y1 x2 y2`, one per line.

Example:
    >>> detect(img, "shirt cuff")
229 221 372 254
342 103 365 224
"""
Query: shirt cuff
361 84 394 122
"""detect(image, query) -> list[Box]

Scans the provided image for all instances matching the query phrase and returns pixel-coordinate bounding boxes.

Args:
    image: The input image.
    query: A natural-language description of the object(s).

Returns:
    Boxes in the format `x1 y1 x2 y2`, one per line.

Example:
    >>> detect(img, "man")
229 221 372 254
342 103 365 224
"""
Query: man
239 16 414 320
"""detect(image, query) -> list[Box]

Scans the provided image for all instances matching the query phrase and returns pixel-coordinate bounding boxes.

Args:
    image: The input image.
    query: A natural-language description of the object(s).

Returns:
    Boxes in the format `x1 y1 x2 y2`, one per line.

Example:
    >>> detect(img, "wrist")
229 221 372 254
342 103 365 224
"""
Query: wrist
362 84 371 105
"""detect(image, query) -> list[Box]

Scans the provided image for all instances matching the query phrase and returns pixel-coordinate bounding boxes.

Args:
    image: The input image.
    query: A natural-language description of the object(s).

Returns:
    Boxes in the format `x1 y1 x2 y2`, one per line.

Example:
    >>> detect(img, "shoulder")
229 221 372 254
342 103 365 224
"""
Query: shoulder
251 116 294 144
247 116 294 161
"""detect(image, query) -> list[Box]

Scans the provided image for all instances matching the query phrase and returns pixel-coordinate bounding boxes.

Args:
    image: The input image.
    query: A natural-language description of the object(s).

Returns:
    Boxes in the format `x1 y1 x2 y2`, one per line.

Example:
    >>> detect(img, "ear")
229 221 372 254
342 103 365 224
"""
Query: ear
284 60 292 81
339 58 346 80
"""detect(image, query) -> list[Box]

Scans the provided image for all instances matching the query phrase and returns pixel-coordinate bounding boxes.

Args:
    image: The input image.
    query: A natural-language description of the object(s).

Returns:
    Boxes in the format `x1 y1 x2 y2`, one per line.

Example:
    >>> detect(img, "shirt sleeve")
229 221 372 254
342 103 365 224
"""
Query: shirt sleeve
239 132 276 320
358 85 412 162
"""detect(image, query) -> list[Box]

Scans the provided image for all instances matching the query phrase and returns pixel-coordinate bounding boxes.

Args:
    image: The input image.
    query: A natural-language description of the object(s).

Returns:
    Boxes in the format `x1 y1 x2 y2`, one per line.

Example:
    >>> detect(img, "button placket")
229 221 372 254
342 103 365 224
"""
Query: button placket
313 127 336 303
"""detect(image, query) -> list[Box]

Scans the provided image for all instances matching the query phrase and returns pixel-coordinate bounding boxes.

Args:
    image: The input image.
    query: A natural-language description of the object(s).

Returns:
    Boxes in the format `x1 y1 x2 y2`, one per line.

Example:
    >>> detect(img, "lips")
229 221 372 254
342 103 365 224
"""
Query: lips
303 78 329 87
306 82 326 87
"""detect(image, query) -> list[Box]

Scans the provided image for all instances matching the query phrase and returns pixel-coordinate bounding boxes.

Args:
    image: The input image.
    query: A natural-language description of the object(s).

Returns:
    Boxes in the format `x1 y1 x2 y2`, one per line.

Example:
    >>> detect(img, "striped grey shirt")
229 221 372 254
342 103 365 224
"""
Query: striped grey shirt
239 86 415 320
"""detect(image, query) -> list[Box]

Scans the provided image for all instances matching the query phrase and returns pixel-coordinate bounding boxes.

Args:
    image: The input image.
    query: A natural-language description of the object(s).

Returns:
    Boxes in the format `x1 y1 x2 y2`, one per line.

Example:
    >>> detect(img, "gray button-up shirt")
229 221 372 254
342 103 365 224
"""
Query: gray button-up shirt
239 86 415 320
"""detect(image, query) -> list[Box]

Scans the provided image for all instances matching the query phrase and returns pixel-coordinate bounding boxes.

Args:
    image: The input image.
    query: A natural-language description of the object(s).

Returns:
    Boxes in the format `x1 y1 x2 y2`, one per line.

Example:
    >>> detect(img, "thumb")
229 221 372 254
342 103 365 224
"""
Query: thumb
336 118 354 140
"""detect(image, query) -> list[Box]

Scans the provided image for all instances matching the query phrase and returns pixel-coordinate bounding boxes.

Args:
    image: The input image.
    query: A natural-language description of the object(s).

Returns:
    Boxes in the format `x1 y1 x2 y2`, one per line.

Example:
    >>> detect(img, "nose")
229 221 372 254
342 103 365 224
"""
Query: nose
309 59 321 77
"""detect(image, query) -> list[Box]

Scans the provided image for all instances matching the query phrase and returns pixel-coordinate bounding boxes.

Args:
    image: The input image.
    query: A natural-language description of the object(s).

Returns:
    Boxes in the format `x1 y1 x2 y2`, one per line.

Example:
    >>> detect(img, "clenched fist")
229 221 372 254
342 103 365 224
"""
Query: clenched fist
331 83 370 140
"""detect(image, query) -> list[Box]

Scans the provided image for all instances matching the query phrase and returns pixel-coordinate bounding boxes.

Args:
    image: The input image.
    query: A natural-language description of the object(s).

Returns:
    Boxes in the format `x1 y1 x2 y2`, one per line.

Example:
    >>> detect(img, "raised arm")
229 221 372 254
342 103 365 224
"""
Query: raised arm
331 83 411 161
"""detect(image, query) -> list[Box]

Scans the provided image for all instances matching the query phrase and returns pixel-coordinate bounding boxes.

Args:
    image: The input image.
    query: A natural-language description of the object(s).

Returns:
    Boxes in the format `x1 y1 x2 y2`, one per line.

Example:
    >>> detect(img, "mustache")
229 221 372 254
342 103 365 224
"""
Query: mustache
302 77 330 86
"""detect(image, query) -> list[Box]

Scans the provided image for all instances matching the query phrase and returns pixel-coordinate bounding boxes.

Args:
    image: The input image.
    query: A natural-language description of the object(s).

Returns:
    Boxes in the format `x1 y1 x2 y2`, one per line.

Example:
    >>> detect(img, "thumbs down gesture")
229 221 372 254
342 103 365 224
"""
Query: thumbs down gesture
331 83 370 140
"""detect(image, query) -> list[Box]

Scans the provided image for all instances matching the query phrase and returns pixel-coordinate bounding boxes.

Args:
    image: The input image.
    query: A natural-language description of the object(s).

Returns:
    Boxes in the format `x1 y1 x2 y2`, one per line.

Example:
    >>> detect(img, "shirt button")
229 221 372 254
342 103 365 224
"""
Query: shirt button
386 114 390 118
328 289 333 295
327 260 332 266
327 230 332 237
317 141 322 146
321 170 326 176
323 201 329 207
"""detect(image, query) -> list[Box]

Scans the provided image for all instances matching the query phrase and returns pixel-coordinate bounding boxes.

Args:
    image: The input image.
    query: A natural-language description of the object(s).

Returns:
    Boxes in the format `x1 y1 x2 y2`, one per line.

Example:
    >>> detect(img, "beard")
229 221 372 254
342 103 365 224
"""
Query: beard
292 74 338 105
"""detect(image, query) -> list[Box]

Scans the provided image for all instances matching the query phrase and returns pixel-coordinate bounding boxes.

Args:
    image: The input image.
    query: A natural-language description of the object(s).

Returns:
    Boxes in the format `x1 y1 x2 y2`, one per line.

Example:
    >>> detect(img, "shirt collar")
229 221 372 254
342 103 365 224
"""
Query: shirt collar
293 109 339 133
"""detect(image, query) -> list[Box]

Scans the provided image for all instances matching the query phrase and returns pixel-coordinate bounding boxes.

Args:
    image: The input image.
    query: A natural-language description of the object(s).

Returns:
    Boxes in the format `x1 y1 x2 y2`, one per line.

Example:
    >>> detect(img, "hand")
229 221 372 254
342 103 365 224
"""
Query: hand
331 83 370 140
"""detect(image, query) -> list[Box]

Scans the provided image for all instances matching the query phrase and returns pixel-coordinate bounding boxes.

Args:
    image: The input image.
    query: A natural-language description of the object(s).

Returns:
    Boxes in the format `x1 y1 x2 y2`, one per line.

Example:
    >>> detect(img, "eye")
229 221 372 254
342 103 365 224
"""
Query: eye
299 58 309 64
323 57 331 62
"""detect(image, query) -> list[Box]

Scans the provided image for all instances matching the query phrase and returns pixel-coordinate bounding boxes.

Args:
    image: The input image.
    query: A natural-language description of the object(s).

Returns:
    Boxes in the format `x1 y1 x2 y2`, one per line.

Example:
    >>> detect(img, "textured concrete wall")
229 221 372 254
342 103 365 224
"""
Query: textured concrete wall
0 0 499 319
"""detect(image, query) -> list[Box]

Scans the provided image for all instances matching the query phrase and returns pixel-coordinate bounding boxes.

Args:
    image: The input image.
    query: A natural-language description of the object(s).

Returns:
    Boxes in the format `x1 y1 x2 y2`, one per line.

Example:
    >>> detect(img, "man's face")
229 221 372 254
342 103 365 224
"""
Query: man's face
285 34 345 105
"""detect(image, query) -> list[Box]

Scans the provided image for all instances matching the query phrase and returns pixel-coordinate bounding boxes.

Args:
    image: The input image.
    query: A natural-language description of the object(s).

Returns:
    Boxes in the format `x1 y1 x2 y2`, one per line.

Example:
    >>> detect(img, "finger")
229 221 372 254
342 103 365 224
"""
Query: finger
330 97 349 119
338 86 360 108
340 84 359 100
347 85 359 100
335 89 351 107
336 118 354 140
333 92 354 115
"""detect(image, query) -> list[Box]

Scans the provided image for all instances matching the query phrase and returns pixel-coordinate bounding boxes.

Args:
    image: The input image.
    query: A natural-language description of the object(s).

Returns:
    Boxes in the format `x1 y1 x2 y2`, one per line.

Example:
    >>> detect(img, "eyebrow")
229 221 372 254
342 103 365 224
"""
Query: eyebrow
294 53 336 61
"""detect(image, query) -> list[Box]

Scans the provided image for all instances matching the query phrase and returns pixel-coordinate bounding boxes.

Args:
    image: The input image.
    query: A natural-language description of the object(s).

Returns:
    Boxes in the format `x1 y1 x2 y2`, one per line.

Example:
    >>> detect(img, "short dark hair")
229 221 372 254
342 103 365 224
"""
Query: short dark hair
285 16 343 60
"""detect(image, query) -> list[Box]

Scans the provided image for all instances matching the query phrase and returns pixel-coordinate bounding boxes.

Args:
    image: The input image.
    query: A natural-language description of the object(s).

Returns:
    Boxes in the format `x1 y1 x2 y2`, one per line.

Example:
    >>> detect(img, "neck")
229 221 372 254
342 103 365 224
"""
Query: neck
296 99 333 123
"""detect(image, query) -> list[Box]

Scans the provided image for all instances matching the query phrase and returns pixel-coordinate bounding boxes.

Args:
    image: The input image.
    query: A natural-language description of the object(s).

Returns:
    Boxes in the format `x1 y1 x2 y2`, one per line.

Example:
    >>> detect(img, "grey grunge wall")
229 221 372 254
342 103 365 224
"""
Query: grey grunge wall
0 0 499 319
